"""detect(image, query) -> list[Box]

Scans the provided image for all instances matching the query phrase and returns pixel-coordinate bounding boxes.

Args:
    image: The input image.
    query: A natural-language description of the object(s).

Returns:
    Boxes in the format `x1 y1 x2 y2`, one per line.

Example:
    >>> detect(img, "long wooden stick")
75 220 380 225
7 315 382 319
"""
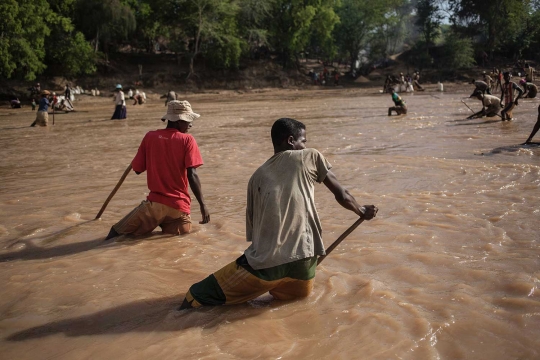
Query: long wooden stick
461 100 475 114
95 164 132 219
317 217 365 265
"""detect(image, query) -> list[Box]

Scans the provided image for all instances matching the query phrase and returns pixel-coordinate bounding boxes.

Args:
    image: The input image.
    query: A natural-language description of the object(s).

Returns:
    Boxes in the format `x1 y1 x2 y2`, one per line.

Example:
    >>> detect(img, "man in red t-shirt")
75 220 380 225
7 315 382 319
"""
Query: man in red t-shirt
105 100 210 240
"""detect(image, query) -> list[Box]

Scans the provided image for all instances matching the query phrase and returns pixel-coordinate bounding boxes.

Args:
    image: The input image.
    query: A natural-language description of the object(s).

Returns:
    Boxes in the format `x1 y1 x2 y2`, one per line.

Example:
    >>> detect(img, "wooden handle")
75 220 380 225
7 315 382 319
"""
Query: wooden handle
317 217 365 265
95 164 133 219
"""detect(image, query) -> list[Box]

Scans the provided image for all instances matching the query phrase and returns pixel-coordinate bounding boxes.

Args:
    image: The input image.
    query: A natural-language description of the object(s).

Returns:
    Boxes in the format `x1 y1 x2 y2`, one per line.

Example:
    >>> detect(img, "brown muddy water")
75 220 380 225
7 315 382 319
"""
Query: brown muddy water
0 87 539 359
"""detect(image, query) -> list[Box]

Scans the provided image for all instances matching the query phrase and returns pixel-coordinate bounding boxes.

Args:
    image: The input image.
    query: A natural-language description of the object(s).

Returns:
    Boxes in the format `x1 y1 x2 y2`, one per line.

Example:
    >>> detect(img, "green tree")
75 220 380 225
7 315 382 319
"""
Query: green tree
237 0 274 57
0 0 51 80
74 0 136 53
449 0 530 57
267 0 339 68
415 0 442 49
441 32 475 70
371 1 414 61
334 0 400 71
46 32 96 77
164 0 242 76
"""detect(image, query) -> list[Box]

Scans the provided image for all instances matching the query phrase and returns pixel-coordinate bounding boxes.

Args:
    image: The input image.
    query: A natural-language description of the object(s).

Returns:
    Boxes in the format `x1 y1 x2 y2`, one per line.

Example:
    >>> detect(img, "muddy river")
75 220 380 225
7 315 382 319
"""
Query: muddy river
0 86 539 359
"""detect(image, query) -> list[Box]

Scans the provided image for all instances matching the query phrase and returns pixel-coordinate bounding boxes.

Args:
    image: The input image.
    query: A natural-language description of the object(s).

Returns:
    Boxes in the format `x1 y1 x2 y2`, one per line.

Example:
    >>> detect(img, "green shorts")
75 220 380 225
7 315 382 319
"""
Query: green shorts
185 255 317 307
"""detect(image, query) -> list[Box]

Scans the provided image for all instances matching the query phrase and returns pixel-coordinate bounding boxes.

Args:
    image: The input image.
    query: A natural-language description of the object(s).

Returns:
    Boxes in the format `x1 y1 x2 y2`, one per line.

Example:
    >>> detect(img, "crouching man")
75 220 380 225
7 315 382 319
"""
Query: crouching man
106 100 210 240
467 90 501 119
180 118 377 309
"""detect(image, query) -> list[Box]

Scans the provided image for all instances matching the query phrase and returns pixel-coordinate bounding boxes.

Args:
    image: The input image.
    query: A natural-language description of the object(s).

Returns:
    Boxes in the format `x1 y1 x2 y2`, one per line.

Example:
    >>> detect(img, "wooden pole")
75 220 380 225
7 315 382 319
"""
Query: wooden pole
317 217 365 266
461 100 475 114
95 164 132 219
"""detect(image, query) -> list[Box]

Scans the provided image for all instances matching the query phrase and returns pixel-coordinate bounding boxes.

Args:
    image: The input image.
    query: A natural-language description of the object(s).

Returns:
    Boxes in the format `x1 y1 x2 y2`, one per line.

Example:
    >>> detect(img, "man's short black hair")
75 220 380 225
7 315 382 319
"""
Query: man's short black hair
271 118 305 147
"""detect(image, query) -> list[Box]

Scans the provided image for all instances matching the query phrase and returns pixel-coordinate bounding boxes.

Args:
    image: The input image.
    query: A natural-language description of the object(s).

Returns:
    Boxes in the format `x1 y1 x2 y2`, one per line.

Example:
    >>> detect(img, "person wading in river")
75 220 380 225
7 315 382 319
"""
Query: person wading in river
467 90 501 119
179 118 377 309
471 79 491 95
30 90 50 127
500 72 524 121
388 88 407 116
111 84 127 120
524 105 540 144
105 100 210 240
519 79 538 98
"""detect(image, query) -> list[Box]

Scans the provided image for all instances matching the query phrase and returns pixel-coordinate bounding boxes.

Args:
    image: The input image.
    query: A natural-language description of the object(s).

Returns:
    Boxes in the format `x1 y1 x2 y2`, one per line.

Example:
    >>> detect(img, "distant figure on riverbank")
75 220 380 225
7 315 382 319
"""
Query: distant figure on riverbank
467 91 500 119
524 105 540 144
30 91 50 127
519 79 537 98
388 89 407 116
500 72 523 121
111 84 127 120
10 97 21 108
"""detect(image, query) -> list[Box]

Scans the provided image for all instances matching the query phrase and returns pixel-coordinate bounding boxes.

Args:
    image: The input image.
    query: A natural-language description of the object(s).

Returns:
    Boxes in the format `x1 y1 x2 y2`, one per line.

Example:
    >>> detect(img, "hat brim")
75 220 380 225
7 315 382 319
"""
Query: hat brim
161 112 200 122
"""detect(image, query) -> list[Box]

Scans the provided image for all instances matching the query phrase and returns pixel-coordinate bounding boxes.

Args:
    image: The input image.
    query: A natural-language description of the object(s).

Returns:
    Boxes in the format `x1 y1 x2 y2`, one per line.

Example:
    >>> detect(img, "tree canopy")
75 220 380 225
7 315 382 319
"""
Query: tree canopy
2 0 540 80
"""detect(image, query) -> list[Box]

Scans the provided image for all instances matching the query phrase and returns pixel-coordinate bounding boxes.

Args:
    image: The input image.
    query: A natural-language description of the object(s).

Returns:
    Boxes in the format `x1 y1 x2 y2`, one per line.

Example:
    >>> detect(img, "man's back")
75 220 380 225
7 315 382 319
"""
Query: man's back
245 148 331 269
483 94 500 106
132 128 203 213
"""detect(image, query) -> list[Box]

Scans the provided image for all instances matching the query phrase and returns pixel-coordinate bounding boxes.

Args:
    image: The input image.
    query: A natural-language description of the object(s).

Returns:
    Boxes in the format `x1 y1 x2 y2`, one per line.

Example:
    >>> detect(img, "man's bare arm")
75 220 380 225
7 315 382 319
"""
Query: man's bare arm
323 170 377 220
187 167 210 224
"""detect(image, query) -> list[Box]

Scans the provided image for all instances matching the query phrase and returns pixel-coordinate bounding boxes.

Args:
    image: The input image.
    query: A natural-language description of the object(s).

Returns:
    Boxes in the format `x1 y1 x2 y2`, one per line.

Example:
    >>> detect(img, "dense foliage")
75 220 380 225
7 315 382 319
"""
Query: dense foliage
1 0 540 80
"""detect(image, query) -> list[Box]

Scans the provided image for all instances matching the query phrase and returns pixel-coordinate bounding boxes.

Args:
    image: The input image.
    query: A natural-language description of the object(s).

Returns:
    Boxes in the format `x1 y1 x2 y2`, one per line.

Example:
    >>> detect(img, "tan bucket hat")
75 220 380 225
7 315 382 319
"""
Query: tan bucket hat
41 90 50 95
161 100 200 122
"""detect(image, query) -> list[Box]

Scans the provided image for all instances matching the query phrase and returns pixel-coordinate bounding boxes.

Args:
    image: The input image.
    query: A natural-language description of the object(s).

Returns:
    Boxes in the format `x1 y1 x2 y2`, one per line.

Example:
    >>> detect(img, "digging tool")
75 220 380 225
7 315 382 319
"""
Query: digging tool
95 164 132 219
461 100 475 114
317 217 365 265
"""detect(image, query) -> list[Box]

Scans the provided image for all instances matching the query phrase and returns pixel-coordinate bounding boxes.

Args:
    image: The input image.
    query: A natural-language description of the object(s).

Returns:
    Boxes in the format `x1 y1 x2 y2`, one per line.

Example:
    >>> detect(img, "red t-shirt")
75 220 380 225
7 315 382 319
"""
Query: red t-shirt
131 128 203 214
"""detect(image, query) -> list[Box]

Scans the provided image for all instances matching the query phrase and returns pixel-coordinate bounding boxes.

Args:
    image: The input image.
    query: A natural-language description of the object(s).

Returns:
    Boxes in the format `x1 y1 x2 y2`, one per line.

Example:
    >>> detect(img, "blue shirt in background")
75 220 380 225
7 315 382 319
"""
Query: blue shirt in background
38 97 49 112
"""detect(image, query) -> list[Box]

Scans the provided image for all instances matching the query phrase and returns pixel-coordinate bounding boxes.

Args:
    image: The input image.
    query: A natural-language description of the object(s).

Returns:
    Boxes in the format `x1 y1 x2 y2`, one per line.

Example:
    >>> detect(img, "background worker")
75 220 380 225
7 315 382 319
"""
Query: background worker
467 90 501 119
111 84 127 120
388 89 407 115
471 79 491 95
500 72 524 121
520 79 537 98
30 90 50 127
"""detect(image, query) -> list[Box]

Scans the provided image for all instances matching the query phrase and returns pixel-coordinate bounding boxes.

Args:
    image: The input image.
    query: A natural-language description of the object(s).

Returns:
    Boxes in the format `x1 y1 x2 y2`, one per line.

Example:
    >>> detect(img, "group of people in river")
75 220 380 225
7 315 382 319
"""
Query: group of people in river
385 67 539 144
384 71 425 94
104 100 378 309
111 84 147 120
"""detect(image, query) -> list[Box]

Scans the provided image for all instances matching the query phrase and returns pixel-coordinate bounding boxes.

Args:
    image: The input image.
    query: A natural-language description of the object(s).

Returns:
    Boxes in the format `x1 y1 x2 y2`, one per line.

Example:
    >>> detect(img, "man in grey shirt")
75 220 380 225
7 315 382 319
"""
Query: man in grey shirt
180 118 377 309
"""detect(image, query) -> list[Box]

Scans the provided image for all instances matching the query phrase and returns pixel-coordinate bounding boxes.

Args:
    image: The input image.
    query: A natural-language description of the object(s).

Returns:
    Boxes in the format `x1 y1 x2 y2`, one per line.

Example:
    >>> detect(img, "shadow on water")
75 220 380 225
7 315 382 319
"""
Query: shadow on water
0 126 34 131
0 237 117 262
6 295 274 341
1 220 185 262
475 142 540 156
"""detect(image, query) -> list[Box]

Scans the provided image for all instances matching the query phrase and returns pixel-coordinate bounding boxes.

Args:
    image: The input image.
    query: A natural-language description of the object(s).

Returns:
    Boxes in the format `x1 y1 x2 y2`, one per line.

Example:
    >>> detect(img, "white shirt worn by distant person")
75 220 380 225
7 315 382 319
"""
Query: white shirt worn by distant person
244 148 332 270
115 91 125 106
482 94 500 107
